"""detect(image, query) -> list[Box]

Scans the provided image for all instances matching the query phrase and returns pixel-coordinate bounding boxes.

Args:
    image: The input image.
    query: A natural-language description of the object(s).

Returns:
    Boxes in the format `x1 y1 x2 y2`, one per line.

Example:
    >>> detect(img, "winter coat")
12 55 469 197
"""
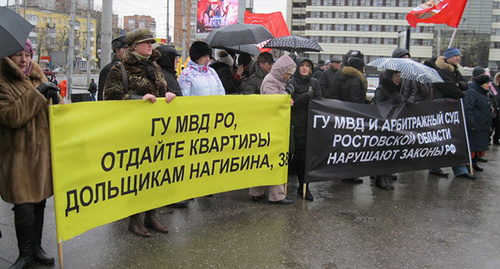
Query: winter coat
98 55 120 101
261 55 296 95
464 82 492 152
156 46 183 96
88 81 97 93
312 67 323 80
0 57 53 204
401 79 430 103
374 71 403 104
289 57 322 149
319 67 340 99
432 56 468 100
104 49 169 100
210 61 240 94
240 62 268 95
338 66 367 103
179 60 225 96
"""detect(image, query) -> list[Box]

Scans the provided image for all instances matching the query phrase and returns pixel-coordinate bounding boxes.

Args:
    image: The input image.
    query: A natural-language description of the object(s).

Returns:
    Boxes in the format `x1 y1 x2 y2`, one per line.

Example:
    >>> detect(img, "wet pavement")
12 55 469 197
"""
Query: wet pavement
1 147 500 269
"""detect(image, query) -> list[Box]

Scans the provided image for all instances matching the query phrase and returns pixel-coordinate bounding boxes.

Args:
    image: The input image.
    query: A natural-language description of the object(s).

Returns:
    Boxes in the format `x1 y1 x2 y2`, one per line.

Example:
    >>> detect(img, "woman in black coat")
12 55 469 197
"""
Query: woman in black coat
464 75 493 172
156 45 183 96
287 57 322 201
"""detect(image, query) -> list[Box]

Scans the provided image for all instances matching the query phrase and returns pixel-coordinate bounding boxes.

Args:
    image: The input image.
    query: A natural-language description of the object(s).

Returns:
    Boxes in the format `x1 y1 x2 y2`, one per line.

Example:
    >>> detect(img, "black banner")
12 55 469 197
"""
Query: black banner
305 99 470 182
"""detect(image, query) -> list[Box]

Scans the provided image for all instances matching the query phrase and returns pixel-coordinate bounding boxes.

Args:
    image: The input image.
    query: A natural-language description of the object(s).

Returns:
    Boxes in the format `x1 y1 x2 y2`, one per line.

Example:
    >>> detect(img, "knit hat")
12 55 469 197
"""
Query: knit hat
444 47 460 59
189 41 212 62
112 35 129 52
392 48 410 58
324 59 331 65
217 50 234 67
472 67 485 77
126 29 156 48
475 75 491 86
24 39 34 59
348 57 365 71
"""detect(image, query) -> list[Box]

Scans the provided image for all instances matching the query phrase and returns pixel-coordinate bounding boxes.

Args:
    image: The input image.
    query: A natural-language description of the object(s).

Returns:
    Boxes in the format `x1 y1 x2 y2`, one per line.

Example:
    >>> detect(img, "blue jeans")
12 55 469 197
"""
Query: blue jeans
90 92 96 101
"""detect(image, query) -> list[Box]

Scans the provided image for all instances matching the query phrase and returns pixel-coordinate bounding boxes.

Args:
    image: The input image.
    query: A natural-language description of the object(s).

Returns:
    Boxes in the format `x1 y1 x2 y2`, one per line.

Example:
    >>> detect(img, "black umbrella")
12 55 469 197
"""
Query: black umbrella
205 23 274 47
0 7 34 59
212 44 261 56
263 35 323 53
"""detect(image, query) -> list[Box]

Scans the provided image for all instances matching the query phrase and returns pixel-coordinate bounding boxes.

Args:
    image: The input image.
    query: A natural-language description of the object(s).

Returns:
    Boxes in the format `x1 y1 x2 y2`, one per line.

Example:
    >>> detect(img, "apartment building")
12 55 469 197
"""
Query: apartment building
123 15 157 36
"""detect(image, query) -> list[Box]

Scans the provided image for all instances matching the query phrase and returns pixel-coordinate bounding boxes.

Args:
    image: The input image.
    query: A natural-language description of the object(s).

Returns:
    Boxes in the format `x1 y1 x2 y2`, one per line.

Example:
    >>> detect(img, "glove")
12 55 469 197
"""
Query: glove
37 82 58 96
47 88 60 104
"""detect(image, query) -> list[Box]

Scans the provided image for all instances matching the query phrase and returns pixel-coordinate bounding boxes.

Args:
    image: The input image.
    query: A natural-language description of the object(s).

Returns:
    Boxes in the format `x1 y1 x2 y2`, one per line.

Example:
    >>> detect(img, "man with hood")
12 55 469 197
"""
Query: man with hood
156 45 183 96
240 52 274 95
249 55 296 205
98 35 129 101
429 47 475 179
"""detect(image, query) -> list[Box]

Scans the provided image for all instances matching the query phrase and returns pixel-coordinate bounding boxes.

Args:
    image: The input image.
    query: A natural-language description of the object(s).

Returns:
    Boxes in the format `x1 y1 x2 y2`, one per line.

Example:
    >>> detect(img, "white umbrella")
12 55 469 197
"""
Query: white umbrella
367 58 443 84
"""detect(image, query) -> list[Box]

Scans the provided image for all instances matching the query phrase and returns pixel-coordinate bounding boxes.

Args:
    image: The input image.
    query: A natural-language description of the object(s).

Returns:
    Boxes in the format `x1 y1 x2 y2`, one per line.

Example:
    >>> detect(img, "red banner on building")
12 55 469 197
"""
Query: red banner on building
406 0 468 28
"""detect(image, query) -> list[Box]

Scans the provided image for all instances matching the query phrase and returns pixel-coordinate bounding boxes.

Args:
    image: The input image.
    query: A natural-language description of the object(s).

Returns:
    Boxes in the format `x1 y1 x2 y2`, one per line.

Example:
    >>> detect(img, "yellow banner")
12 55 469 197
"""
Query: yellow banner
49 95 291 241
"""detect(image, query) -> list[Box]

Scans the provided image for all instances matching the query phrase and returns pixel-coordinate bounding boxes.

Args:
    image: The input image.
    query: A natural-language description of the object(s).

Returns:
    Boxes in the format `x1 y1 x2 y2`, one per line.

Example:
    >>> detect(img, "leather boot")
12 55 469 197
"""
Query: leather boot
375 176 394 190
128 214 150 237
472 158 483 172
10 215 34 269
144 210 168 233
32 202 54 264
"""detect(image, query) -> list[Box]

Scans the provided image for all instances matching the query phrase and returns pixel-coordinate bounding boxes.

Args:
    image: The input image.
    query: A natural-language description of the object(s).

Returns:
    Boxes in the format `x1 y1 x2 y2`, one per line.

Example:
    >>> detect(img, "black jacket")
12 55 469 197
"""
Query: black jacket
432 56 467 100
374 71 403 104
288 57 322 149
338 66 367 103
319 67 340 99
210 62 240 94
156 45 183 96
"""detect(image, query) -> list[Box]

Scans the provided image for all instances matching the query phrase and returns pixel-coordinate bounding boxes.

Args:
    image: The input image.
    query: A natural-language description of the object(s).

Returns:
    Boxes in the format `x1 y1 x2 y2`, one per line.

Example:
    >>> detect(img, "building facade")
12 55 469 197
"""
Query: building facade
287 0 500 69
123 15 157 36
173 0 197 47
22 8 97 68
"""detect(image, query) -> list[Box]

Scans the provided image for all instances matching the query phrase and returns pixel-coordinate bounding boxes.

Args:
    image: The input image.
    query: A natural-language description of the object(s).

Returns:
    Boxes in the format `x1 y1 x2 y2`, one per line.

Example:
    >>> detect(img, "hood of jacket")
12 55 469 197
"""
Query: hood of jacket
269 55 296 83
435 56 461 72
341 66 367 89
293 57 313 84
156 46 177 74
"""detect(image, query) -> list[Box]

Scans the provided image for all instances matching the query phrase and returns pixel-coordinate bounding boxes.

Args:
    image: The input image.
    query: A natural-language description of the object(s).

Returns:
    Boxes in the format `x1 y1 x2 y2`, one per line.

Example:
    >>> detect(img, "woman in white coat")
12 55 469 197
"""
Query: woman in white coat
179 41 225 96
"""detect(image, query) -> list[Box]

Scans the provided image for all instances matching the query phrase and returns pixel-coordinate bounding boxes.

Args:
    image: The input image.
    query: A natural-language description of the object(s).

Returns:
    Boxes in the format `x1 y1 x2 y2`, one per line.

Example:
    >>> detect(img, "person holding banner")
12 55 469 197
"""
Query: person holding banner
0 39 59 269
287 57 322 201
103 29 176 237
429 47 475 179
464 75 493 172
249 55 296 205
179 41 225 96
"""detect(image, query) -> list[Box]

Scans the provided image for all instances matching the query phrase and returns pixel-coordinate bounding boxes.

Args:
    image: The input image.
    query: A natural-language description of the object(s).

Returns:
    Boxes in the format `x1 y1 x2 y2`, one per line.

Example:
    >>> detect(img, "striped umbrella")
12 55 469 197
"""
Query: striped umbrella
367 58 443 84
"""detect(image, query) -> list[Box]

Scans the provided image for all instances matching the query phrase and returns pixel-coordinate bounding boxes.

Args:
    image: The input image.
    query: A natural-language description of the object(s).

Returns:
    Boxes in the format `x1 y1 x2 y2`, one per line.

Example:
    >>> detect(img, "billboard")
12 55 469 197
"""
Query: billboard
197 0 239 33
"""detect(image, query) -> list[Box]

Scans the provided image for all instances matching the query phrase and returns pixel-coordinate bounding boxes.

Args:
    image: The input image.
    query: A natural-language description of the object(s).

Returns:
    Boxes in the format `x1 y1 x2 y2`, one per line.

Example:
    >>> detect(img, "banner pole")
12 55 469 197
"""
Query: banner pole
302 183 306 199
448 28 458 48
58 241 64 268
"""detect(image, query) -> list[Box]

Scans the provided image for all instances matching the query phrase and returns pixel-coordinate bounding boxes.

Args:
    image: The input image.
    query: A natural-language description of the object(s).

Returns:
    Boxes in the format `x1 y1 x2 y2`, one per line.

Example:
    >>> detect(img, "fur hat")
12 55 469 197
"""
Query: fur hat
348 57 365 71
189 41 212 62
112 35 129 52
472 67 485 78
217 50 234 67
444 47 460 59
475 75 491 86
126 29 156 48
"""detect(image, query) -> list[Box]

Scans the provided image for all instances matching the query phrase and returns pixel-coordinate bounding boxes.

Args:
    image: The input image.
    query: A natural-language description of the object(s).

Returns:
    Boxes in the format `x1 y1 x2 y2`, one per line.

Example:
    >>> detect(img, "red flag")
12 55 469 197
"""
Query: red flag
406 0 468 28
244 10 290 52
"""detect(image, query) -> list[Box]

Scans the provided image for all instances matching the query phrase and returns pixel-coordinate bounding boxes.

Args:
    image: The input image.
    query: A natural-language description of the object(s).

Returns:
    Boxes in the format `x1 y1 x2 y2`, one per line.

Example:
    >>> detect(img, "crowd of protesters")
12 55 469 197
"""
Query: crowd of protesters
2 28 499 269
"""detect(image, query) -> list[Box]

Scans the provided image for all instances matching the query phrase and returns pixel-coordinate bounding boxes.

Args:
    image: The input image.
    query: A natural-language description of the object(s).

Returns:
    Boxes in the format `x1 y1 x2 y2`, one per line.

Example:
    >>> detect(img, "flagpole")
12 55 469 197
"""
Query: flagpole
448 28 458 48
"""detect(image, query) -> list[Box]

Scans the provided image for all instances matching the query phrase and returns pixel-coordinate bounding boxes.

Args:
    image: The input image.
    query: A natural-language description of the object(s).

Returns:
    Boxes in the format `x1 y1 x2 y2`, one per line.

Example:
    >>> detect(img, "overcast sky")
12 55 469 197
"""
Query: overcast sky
1 0 287 38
